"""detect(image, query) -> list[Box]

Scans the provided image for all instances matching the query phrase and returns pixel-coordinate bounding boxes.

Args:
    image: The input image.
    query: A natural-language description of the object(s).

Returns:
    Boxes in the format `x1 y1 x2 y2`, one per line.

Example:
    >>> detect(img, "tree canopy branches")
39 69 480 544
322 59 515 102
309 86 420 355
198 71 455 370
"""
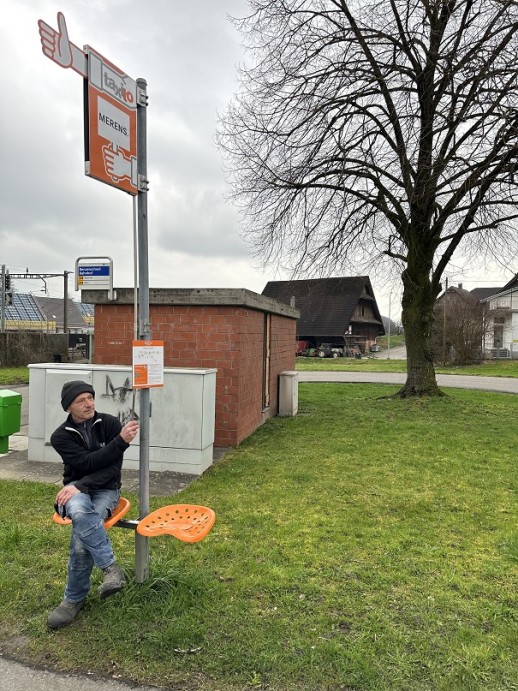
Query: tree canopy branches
218 0 518 282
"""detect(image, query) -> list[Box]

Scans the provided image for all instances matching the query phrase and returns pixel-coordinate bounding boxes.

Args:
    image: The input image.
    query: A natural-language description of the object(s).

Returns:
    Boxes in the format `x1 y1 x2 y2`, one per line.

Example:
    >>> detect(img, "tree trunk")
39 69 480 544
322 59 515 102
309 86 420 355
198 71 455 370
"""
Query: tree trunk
395 267 445 398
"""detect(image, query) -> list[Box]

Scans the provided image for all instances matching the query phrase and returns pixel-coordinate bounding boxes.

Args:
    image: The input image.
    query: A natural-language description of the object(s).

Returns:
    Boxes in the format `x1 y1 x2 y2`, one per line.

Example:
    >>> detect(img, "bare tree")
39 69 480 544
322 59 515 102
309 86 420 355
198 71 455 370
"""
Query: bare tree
217 0 518 396
432 289 487 365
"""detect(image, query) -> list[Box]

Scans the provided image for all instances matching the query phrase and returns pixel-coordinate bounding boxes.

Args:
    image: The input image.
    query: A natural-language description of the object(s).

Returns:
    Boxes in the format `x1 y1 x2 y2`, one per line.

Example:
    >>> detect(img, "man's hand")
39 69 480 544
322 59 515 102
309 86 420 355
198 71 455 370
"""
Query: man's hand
120 420 139 444
55 484 81 506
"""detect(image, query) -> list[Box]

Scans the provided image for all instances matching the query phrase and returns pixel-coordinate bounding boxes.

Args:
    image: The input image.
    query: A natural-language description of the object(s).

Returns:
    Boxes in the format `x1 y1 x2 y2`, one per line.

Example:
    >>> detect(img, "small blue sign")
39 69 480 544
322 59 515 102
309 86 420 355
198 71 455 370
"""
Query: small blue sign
78 265 110 276
75 256 114 296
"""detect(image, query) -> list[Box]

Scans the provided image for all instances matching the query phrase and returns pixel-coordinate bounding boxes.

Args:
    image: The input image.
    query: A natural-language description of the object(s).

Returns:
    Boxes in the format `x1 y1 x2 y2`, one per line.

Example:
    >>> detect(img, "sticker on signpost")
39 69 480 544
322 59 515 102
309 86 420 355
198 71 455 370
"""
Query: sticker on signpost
132 341 164 389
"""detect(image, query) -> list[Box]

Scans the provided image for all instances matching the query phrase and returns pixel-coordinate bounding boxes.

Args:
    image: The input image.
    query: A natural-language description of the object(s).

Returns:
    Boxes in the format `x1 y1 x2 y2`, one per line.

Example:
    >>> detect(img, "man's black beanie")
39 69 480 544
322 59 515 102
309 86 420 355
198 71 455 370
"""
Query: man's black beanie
61 380 95 411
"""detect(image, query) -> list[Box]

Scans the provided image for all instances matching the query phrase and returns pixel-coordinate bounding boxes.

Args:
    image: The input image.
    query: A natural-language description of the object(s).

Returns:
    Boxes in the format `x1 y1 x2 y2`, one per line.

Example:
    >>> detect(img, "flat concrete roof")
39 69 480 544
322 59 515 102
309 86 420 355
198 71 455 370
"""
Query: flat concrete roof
81 287 300 320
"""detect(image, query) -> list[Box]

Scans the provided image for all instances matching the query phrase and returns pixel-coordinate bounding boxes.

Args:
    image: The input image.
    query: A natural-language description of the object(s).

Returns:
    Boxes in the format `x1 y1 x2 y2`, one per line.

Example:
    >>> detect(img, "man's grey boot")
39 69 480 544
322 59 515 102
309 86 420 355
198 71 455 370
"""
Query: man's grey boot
47 599 85 629
98 562 126 599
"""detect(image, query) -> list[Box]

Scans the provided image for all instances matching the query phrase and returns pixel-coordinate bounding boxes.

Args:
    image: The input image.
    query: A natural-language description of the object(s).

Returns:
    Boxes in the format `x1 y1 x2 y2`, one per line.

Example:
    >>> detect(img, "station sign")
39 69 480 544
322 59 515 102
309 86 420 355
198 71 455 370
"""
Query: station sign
75 256 113 293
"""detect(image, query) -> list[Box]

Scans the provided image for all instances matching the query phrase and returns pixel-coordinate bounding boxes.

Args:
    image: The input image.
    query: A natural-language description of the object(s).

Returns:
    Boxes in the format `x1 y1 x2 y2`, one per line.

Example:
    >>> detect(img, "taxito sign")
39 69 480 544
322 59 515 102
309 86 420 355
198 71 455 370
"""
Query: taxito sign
38 12 138 195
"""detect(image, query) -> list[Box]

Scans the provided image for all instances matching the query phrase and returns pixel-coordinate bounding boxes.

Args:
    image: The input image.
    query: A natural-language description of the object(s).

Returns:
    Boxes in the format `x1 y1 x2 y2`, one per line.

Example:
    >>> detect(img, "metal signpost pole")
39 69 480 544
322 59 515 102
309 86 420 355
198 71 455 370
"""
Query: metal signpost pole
133 196 138 340
63 270 69 344
135 78 150 583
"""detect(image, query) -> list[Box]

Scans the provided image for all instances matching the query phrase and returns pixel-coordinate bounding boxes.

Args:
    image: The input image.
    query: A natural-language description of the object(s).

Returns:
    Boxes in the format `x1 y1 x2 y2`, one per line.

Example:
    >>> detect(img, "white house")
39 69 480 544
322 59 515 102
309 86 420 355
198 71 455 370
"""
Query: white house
483 273 518 358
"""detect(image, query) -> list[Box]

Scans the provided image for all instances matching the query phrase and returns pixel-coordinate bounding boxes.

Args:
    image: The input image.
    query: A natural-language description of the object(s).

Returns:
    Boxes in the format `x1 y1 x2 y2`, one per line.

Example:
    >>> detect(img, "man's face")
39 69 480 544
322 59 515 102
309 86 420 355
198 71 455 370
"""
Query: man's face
68 392 95 423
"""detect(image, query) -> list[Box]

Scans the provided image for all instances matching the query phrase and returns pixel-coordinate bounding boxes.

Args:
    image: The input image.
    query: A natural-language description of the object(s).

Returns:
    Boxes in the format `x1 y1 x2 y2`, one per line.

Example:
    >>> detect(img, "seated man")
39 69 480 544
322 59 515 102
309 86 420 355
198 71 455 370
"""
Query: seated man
48 380 139 629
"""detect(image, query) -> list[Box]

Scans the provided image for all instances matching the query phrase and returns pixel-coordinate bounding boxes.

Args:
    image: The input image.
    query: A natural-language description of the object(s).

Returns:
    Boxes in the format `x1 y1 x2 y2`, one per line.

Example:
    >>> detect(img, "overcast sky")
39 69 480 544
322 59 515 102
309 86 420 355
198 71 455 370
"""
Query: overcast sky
0 1 514 321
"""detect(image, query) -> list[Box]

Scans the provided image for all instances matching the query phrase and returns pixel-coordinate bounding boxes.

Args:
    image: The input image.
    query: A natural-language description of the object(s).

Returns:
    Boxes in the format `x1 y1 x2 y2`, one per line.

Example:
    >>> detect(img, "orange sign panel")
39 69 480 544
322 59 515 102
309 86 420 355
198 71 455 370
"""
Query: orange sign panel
85 46 138 195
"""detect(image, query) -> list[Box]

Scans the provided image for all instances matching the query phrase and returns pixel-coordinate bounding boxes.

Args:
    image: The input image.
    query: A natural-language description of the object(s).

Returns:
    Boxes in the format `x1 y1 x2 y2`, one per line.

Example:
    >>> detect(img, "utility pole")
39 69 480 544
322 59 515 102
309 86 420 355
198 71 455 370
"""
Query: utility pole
387 293 392 359
8 272 72 334
63 271 69 339
442 277 448 365
5 271 73 353
1 265 5 333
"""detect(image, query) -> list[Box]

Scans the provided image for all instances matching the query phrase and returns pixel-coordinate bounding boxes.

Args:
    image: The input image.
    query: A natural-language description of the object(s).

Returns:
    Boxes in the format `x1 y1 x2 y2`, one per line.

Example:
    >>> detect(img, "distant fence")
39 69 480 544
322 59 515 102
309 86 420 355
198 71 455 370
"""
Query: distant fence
486 344 518 360
0 332 68 368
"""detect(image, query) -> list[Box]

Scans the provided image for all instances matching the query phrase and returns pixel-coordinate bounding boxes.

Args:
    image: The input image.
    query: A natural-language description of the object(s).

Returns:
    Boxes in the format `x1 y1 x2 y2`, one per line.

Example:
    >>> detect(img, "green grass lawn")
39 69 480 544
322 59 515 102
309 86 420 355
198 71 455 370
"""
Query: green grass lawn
1 383 517 690
0 367 30 386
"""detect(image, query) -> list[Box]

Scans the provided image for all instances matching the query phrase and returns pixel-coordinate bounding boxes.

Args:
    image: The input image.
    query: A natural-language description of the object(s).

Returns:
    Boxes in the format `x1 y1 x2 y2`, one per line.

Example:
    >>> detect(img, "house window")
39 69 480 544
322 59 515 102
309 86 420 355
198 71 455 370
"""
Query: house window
262 313 271 409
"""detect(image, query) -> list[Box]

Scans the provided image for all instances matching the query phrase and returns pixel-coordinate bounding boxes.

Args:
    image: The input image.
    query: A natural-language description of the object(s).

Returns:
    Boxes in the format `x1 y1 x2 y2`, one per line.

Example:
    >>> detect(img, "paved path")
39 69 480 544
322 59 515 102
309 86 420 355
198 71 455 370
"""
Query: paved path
375 344 407 359
298 370 518 394
0 656 164 691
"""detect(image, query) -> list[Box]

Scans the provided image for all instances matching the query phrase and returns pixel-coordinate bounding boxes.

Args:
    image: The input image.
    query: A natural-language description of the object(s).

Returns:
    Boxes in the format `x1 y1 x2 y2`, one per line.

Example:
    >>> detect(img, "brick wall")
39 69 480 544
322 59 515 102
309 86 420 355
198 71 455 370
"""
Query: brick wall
270 312 298 414
92 302 296 447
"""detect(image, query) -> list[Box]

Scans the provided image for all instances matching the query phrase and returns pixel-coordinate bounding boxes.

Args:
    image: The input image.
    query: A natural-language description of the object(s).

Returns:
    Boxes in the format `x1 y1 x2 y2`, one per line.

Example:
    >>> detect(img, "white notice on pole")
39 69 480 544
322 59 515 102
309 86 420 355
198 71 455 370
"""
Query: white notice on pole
132 340 164 389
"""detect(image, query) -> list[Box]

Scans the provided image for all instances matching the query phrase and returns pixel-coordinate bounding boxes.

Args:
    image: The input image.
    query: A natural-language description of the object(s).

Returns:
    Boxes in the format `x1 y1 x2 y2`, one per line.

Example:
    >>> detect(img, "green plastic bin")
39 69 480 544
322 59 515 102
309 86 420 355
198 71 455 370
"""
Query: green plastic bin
0 389 22 453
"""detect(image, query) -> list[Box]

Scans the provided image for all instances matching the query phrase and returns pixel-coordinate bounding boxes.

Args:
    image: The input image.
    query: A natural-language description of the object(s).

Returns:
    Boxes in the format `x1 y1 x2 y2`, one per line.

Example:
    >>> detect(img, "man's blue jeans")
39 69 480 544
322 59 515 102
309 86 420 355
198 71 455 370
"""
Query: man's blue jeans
63 489 120 603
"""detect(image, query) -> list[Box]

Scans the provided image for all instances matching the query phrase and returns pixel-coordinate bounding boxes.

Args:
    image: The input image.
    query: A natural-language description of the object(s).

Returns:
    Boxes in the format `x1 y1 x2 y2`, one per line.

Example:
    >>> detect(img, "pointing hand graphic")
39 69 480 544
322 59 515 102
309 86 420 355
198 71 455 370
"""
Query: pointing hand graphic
103 144 132 182
37 12 86 77
38 12 72 67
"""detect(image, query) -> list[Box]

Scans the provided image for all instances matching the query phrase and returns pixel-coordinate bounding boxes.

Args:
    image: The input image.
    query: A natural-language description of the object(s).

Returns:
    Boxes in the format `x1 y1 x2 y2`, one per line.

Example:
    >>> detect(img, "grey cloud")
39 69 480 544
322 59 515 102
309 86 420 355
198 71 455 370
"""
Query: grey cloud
154 185 248 258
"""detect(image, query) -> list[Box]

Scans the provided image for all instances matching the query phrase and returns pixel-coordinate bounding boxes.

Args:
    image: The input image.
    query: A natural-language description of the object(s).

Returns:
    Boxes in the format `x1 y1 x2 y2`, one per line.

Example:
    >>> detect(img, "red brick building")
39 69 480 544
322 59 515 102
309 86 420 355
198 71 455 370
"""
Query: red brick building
81 288 299 448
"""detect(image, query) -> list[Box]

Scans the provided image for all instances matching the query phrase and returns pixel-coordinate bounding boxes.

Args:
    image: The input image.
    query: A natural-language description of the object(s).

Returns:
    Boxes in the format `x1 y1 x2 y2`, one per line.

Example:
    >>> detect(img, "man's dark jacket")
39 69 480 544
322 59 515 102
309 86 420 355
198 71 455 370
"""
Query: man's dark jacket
51 412 129 493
